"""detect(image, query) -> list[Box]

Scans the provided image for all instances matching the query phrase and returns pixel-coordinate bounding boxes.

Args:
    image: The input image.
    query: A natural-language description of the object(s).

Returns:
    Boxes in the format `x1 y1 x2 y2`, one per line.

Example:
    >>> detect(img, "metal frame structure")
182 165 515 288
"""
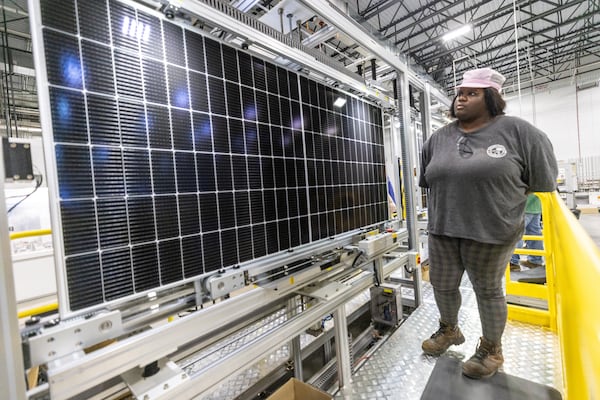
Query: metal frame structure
0 0 428 398
0 123 27 400
2 1 598 398
351 0 600 95
2 0 599 133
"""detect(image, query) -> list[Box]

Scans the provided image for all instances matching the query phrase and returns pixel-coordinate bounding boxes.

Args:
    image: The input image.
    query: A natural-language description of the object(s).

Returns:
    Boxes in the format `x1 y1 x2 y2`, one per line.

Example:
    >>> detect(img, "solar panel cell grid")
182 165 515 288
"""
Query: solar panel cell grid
38 0 387 312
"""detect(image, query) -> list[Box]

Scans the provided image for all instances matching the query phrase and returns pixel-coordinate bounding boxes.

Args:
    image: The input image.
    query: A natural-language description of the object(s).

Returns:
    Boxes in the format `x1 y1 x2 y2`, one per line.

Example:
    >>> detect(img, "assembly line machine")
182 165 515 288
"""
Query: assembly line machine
20 224 417 400
0 0 451 398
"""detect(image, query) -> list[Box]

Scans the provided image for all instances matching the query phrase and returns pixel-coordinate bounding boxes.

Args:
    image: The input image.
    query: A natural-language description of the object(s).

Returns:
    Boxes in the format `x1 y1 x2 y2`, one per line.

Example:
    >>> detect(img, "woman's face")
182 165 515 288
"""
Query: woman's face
453 87 489 122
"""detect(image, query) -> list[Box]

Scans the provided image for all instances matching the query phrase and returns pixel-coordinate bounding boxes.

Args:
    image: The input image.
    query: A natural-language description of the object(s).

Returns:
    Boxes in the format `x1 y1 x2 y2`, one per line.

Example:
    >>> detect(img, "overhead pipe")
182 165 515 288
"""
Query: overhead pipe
0 4 27 17
171 0 389 105
512 0 522 116
0 124 42 134
526 45 536 126
301 24 338 48
296 19 302 41
229 0 262 13
286 13 293 35
298 0 450 106
278 7 284 33
371 58 377 81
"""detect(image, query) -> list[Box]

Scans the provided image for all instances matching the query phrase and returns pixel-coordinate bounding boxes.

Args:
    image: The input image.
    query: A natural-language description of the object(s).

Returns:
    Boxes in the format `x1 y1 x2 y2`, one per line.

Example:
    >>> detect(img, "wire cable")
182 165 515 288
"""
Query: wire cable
351 250 364 268
7 174 43 214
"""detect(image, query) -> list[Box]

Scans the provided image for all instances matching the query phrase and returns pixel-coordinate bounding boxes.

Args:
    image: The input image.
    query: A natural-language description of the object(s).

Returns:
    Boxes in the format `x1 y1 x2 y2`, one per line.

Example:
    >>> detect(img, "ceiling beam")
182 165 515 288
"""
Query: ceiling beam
397 0 525 54
417 0 590 65
429 23 600 79
379 0 468 35
388 0 496 44
357 0 398 22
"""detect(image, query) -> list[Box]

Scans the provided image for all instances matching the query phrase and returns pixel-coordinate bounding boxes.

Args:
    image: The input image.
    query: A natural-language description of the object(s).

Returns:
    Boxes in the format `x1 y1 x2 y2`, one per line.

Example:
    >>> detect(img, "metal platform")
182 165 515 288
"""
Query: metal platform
183 275 562 399
181 290 373 400
334 280 563 400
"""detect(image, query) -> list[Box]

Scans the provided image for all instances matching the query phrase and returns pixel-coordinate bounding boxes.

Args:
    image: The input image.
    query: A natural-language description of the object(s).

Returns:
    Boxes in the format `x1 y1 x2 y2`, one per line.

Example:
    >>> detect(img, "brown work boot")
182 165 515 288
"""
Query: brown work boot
422 321 465 356
509 262 521 271
462 337 504 379
520 260 544 269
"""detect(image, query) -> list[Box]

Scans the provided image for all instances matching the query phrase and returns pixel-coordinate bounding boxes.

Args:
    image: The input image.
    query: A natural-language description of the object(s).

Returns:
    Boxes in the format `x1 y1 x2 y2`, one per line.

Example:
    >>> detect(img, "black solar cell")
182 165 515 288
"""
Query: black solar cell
38 0 387 313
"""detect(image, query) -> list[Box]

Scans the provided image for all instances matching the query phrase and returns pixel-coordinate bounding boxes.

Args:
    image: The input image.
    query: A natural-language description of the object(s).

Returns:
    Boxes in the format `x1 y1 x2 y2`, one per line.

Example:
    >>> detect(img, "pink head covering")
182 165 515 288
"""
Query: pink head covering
457 67 506 92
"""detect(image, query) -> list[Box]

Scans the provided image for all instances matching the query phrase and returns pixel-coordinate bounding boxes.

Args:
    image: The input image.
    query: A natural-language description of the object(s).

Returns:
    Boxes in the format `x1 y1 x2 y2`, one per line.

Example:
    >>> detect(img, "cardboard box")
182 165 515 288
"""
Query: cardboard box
268 378 332 400
577 205 600 214
422 265 430 281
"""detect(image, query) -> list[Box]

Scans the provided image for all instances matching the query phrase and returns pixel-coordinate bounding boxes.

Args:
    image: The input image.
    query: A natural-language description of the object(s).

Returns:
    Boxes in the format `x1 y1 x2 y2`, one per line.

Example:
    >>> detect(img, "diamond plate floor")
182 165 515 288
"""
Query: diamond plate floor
334 280 562 400
181 290 372 400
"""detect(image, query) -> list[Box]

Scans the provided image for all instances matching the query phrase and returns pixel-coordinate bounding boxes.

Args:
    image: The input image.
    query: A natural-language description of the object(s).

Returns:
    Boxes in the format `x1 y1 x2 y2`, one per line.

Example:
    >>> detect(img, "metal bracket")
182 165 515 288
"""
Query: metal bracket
121 358 188 400
298 281 350 301
204 270 246 298
26 310 122 366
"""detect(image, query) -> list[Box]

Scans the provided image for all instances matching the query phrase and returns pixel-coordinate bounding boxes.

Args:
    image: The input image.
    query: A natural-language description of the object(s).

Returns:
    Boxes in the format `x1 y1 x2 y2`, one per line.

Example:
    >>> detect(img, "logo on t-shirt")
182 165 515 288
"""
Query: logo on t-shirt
487 144 507 158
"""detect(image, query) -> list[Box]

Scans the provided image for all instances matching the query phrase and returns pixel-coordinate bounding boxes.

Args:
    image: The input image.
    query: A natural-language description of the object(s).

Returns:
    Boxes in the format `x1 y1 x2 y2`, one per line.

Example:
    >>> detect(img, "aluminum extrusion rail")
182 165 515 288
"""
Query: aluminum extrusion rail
45 288 283 400
172 0 392 106
298 0 450 106
159 271 375 399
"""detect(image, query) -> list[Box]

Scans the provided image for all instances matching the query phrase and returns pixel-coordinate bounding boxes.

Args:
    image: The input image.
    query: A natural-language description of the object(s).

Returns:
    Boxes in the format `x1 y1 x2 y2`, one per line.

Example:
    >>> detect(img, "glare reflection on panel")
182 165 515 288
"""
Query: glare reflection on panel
61 53 82 87
122 15 151 42
39 0 387 313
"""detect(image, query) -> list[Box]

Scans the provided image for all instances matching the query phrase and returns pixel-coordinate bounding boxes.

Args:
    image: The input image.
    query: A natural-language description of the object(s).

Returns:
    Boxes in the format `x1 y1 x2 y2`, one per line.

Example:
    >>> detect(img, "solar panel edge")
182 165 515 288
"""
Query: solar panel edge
38 0 388 315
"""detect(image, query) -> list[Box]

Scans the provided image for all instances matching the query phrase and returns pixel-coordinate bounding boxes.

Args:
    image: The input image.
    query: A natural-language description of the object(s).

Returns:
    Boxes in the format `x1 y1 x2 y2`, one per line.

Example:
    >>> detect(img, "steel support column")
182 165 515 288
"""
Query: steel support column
420 84 432 142
333 305 352 390
0 133 27 400
287 296 303 380
396 71 419 250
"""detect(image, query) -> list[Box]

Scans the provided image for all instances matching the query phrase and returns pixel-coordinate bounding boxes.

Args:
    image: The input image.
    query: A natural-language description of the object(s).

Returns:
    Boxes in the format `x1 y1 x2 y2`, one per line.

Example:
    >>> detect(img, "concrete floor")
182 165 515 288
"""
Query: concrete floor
578 211 600 248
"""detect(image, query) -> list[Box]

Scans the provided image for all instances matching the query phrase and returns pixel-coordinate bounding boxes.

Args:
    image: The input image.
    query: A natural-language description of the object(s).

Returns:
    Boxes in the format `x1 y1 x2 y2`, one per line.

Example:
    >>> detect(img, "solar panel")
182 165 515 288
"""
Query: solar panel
35 0 387 314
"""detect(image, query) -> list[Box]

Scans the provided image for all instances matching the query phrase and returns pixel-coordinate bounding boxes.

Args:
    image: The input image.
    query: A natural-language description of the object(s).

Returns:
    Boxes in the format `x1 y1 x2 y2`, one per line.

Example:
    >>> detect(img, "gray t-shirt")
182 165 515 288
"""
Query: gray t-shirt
419 115 558 245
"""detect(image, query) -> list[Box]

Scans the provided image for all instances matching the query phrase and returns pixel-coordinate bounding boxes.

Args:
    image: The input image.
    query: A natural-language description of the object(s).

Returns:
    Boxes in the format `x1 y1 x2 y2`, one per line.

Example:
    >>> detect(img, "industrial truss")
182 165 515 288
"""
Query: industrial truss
352 0 600 95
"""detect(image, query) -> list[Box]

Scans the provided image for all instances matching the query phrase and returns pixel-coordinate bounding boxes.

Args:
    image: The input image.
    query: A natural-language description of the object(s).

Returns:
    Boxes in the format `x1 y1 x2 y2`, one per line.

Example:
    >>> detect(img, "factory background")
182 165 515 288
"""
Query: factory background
1 1 599 399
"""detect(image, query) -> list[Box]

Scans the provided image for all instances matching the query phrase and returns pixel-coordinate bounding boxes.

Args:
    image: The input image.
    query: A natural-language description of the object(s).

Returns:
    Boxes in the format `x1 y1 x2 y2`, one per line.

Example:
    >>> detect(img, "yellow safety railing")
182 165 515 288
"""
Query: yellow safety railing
506 193 556 332
506 192 600 399
17 302 58 319
506 193 556 328
9 229 58 318
9 228 52 241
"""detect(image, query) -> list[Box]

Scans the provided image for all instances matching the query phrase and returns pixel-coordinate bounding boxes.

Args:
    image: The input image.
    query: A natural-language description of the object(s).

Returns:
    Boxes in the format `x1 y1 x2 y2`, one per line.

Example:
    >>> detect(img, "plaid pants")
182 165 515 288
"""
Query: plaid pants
428 233 516 342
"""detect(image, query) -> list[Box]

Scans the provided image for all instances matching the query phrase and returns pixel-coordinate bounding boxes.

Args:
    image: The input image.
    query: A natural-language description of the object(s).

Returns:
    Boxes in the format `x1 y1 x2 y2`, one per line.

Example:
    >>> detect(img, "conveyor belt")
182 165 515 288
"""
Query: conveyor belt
334 280 563 400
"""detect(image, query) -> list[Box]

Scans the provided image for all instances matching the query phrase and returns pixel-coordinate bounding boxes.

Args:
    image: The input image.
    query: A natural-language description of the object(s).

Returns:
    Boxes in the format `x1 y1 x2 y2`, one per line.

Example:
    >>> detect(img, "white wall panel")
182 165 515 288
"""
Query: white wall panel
506 85 600 160
576 87 600 158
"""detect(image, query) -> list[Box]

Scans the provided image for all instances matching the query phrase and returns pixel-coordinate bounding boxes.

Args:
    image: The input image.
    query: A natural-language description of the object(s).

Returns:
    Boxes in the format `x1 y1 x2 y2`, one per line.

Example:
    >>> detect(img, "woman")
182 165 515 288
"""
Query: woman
419 67 558 379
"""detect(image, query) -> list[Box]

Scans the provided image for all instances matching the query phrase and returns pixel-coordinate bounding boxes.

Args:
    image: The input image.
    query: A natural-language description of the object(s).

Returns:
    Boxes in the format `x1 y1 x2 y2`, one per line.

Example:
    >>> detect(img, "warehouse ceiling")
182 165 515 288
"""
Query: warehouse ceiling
1 0 599 134
349 0 600 95
246 0 600 96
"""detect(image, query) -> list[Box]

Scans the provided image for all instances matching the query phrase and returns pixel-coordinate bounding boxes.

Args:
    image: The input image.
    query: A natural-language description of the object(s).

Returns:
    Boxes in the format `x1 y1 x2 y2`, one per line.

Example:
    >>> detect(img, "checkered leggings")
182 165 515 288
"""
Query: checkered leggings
428 233 517 343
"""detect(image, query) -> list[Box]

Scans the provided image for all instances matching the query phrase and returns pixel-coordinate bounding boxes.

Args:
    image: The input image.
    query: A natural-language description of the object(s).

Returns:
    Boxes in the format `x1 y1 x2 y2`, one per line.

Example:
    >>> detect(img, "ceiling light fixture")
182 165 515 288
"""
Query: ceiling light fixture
333 97 346 108
442 25 472 41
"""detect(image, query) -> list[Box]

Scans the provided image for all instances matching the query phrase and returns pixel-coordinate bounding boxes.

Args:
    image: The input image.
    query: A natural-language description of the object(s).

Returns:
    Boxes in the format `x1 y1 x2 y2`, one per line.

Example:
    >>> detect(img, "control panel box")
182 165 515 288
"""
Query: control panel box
358 232 396 256
370 283 403 327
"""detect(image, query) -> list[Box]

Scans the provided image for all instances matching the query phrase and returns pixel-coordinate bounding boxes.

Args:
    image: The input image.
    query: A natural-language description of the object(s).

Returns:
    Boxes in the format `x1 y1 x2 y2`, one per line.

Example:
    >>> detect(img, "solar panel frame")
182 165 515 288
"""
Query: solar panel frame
32 0 388 317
